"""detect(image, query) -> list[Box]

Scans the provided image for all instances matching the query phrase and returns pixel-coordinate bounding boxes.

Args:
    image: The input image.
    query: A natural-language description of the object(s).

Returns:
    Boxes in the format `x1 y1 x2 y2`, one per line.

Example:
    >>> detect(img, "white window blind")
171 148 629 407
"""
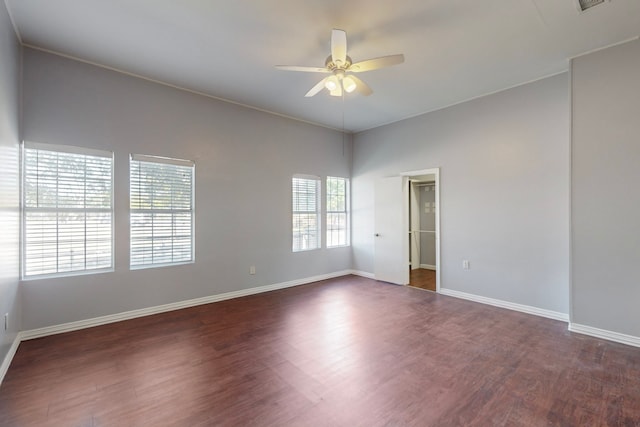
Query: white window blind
292 175 321 252
326 176 349 247
130 154 194 268
22 142 113 278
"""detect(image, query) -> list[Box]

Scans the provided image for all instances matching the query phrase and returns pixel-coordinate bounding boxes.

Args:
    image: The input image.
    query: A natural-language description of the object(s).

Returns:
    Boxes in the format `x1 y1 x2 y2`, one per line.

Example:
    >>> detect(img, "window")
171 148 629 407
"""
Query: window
326 176 349 247
292 175 321 252
130 154 194 268
22 142 113 278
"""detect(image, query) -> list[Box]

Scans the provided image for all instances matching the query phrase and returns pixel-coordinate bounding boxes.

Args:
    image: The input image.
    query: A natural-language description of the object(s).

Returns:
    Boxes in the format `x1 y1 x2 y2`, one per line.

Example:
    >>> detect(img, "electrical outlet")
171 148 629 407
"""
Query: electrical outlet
462 260 470 270
249 266 256 275
4 313 8 331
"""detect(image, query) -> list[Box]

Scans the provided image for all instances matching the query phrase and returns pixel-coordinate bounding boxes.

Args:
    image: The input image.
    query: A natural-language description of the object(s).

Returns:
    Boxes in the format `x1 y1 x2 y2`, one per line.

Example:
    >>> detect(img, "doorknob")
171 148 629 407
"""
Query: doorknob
375 233 380 237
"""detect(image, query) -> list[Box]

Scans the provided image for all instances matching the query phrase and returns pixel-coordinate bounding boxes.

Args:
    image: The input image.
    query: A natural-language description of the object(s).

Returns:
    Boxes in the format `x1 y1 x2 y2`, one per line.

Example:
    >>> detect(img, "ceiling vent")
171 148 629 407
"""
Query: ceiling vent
575 0 608 12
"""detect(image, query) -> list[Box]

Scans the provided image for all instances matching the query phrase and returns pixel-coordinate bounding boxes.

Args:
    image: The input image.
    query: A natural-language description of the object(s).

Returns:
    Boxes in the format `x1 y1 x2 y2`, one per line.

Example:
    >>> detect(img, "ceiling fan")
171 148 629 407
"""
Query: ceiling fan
275 29 404 97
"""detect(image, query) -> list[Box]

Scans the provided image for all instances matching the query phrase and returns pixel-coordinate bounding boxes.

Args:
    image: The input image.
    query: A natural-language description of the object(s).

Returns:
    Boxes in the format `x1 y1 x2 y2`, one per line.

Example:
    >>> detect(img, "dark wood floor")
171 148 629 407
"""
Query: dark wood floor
409 268 437 291
1 276 639 426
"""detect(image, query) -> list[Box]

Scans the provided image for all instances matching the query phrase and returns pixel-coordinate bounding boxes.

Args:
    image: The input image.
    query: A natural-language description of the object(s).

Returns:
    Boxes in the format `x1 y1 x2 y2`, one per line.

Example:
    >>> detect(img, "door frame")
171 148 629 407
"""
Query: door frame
400 168 441 292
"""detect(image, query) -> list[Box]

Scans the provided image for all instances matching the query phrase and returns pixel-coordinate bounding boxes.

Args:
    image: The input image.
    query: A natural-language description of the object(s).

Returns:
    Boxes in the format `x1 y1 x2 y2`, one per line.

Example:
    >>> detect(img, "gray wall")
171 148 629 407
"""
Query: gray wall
21 48 352 330
571 39 640 336
0 2 21 364
352 73 570 314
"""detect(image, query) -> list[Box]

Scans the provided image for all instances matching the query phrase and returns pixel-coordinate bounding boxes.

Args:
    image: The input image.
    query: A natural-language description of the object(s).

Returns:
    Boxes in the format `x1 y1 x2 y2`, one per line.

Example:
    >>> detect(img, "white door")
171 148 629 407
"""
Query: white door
374 176 408 285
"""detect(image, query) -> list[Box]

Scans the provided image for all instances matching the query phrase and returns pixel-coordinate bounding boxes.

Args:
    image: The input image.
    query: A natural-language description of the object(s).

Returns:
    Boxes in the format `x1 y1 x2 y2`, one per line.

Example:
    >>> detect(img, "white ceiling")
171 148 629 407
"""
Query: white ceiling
5 0 640 132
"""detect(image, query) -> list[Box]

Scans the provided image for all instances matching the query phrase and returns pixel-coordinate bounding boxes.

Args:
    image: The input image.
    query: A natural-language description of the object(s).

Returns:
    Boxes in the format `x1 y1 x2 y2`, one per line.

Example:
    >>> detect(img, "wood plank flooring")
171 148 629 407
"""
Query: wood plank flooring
1 275 639 426
409 268 437 291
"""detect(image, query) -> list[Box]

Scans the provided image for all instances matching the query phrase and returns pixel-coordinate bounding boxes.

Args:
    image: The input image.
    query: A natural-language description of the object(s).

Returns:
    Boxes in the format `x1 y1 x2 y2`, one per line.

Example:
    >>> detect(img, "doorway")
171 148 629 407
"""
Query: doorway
408 178 437 291
373 168 440 290
402 168 440 292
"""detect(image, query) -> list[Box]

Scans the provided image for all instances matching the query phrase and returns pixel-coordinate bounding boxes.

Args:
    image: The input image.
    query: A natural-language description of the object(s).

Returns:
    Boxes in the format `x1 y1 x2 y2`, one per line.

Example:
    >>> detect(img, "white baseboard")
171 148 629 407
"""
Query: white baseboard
569 323 640 348
350 269 375 279
419 264 436 270
0 333 22 386
438 288 569 322
21 270 354 341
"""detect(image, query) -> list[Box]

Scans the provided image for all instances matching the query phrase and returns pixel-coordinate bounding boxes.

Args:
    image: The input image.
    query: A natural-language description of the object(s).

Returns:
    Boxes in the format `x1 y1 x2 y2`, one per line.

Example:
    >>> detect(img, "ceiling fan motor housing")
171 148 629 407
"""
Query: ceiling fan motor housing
325 55 352 71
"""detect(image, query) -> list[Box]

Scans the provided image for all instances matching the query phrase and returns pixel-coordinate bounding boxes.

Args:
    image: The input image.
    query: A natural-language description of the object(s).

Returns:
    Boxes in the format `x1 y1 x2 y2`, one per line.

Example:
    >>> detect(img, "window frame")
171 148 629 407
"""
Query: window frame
326 176 350 248
21 141 114 279
129 153 195 270
292 174 321 252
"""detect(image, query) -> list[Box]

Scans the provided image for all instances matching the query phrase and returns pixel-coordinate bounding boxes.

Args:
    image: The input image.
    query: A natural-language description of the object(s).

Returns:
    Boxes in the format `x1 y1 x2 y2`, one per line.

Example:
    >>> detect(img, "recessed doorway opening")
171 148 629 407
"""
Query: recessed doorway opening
373 168 440 291
401 168 440 292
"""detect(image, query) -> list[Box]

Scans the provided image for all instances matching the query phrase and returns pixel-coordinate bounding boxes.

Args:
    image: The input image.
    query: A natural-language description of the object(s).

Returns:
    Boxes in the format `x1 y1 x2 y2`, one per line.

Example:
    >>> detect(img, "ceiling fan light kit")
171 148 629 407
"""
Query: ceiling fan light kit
276 29 404 98
325 75 339 91
342 76 357 93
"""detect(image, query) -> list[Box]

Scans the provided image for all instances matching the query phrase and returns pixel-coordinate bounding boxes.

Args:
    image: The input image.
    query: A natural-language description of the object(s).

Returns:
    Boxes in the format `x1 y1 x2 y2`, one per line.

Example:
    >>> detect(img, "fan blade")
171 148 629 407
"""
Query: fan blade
349 54 404 72
275 65 331 73
348 75 373 96
331 29 347 66
330 85 343 97
305 77 330 97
